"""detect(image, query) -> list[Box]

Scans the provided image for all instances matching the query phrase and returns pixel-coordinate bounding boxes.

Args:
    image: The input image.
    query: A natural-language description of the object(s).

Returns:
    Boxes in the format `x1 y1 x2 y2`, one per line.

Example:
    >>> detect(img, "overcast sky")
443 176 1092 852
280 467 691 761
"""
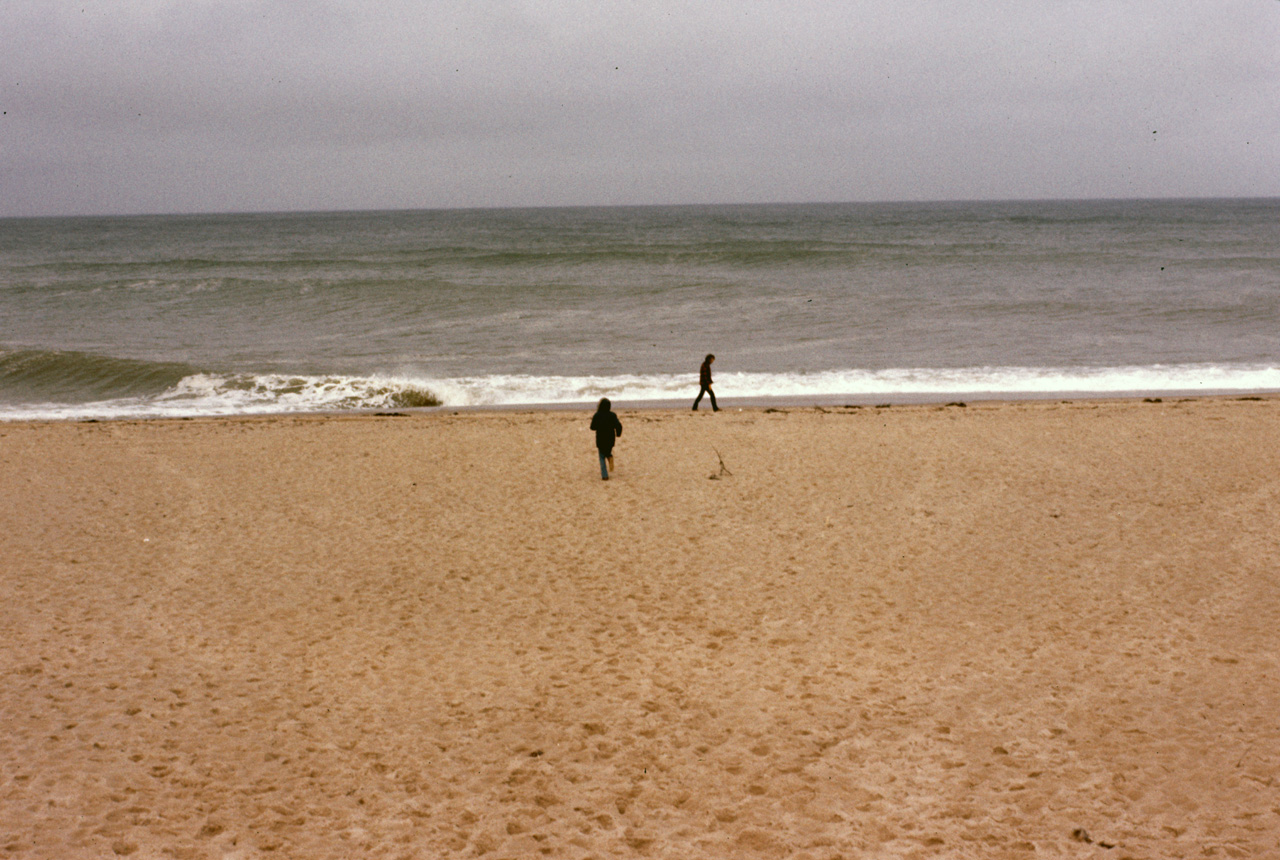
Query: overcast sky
2 1 1278 217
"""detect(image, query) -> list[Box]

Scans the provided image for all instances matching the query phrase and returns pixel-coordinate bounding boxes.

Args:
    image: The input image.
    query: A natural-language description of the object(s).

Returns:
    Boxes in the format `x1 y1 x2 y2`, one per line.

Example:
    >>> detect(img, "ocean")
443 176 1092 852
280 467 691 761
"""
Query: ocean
1 199 1278 420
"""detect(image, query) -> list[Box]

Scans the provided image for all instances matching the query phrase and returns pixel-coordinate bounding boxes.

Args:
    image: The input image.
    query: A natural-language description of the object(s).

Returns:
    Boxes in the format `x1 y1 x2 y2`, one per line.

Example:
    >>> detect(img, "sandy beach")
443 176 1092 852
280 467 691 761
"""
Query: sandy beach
2 397 1279 859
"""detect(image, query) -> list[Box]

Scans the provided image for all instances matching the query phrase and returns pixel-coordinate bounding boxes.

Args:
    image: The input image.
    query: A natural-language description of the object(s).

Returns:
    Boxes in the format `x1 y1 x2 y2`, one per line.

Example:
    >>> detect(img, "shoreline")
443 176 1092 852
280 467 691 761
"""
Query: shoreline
3 387 1278 424
432 387 1280 414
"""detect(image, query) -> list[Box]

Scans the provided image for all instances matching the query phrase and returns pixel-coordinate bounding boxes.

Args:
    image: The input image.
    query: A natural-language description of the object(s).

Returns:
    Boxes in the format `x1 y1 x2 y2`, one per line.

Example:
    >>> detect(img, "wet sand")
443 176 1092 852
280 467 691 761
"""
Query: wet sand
2 398 1279 859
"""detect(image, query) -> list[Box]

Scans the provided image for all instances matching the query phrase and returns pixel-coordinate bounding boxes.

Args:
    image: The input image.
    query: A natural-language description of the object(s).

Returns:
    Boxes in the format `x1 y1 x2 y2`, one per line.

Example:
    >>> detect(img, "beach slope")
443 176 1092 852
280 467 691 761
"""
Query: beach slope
2 399 1279 858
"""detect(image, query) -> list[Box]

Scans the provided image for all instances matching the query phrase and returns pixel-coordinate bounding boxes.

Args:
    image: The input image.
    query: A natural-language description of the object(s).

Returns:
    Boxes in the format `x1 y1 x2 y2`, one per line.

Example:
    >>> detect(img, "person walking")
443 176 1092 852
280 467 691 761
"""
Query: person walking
692 353 719 411
590 397 623 480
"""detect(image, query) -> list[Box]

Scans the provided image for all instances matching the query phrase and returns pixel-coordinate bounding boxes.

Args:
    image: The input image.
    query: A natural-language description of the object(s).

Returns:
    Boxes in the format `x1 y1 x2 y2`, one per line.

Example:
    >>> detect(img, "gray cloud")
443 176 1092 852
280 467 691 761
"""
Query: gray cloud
2 0 1277 215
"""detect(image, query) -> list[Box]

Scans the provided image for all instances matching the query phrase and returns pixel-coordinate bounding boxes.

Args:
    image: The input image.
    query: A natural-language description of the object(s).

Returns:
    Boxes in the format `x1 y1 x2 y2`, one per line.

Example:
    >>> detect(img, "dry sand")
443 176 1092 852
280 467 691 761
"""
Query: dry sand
2 398 1279 859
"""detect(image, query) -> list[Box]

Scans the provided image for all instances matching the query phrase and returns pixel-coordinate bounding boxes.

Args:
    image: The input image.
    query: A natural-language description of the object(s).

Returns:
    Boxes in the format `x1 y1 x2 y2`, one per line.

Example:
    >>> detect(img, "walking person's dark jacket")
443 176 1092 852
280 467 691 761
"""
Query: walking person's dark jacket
591 405 622 453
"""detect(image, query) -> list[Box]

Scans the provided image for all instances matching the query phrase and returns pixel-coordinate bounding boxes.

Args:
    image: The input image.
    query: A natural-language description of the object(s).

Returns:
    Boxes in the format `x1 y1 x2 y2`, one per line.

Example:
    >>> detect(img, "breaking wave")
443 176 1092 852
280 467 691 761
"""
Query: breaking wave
0 349 442 420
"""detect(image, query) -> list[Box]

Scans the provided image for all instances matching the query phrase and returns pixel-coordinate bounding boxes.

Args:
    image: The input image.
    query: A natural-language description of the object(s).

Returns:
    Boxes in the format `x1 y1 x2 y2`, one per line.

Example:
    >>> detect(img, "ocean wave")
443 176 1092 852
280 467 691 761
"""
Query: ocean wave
0 348 198 403
3 361 1277 420
0 369 442 421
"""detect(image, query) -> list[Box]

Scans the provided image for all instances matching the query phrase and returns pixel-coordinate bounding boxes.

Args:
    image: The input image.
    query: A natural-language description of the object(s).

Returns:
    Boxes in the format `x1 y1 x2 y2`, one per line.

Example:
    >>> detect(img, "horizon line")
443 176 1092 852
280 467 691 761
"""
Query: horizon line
4 195 1279 222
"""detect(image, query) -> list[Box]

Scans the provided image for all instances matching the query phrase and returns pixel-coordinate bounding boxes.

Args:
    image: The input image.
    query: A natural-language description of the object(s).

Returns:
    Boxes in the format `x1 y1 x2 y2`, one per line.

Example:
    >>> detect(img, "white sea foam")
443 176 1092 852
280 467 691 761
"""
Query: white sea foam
4 364 1276 420
424 364 1280 407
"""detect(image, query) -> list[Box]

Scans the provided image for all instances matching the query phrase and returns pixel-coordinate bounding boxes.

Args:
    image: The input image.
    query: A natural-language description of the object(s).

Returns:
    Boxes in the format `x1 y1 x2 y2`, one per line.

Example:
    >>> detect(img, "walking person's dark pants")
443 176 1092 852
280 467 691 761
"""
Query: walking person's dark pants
693 385 717 411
